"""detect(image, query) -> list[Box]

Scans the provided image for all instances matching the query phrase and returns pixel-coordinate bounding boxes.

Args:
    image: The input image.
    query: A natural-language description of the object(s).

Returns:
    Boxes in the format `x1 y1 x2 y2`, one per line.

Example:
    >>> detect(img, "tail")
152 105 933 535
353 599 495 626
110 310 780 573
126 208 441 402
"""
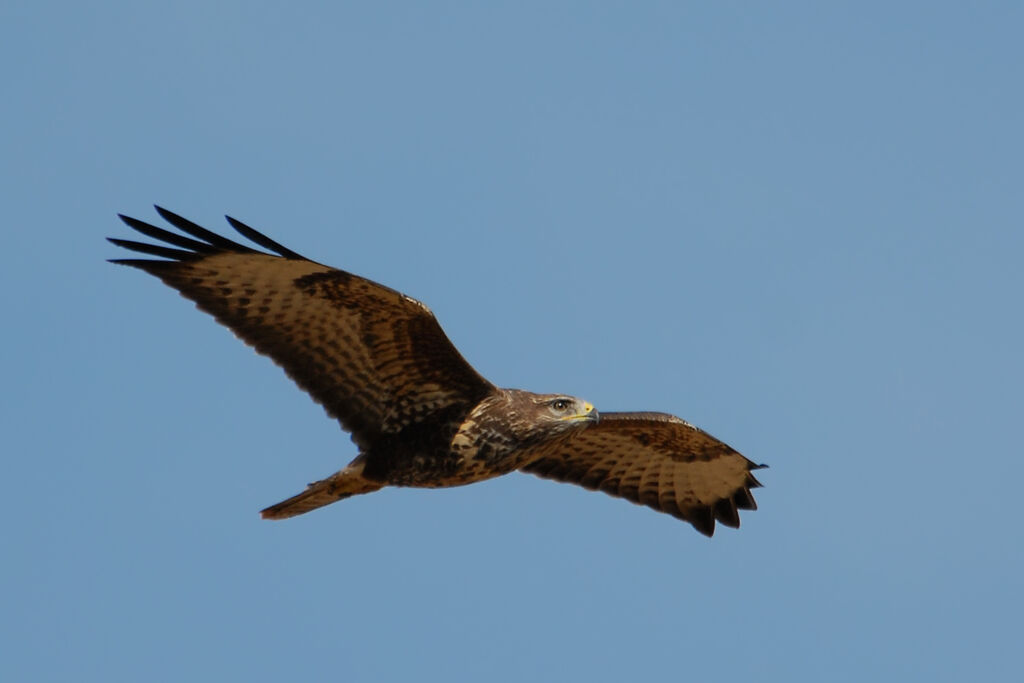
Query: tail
261 457 383 520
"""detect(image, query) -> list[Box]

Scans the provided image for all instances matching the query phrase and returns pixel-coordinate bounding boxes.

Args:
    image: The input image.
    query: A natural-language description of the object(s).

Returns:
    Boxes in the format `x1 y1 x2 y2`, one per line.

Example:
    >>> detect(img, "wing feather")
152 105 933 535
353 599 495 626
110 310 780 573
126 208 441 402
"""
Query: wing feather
154 206 260 253
520 412 765 536
117 214 220 254
109 208 495 448
224 215 307 260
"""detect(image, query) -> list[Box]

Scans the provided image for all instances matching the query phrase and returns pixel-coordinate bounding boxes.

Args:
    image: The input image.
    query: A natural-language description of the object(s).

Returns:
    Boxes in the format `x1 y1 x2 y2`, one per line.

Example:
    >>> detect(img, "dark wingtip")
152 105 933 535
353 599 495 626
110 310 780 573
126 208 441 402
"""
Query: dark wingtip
687 506 716 537
224 214 306 260
107 237 198 261
733 487 758 511
118 213 150 232
149 206 258 253
152 204 177 222
713 498 741 529
107 258 176 272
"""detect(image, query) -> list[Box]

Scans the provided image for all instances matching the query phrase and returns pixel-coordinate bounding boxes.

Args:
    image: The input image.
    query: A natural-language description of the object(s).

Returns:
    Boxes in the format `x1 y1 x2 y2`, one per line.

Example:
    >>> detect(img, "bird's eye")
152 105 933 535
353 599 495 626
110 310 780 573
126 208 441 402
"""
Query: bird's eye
551 399 571 411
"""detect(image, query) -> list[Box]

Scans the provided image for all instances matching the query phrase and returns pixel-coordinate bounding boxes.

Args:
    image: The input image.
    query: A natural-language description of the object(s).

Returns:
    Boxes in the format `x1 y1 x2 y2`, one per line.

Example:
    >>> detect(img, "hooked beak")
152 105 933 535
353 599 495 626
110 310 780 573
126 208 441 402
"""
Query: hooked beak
578 401 599 424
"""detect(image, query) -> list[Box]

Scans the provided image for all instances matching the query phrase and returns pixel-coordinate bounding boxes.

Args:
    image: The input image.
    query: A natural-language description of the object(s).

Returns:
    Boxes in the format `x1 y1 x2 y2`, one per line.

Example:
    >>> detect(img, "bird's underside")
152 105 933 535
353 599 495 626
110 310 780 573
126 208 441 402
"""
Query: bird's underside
110 207 766 536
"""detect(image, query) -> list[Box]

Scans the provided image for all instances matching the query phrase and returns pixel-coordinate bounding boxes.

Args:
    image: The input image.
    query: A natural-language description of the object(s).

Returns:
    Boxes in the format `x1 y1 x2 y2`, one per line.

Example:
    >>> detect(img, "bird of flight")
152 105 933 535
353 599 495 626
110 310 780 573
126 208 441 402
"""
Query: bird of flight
110 207 765 536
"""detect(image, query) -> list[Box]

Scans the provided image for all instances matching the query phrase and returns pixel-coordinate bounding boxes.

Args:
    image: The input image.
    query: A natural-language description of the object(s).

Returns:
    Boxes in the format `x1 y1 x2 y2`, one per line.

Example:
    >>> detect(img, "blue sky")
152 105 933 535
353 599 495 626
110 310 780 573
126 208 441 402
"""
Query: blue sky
3 2 1021 681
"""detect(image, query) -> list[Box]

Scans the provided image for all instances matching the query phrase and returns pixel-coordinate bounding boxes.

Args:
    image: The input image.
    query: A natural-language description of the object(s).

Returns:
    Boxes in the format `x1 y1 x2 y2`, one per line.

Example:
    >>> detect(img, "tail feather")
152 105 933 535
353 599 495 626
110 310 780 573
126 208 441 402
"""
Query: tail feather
261 460 383 519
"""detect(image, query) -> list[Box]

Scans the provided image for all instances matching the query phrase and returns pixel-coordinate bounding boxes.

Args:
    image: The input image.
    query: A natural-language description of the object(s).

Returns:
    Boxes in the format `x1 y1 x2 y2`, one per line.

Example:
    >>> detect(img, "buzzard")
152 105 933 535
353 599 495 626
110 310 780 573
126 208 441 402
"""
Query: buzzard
110 207 765 536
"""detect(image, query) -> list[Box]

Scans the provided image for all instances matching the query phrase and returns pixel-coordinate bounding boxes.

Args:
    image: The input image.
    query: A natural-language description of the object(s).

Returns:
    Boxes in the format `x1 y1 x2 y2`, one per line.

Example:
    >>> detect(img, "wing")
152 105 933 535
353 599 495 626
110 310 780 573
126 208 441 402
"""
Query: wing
109 207 495 448
520 412 764 536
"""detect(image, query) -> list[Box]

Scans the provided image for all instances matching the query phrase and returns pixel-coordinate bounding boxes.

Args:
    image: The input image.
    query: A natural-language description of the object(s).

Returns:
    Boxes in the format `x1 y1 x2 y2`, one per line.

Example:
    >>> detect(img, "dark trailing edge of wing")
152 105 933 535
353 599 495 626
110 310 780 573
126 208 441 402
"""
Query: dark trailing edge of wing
658 469 764 536
107 205 307 266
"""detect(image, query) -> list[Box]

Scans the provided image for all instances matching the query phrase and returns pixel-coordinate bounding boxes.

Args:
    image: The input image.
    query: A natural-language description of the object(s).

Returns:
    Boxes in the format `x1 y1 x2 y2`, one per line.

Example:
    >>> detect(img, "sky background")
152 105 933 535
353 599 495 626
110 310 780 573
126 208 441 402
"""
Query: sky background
3 2 1022 681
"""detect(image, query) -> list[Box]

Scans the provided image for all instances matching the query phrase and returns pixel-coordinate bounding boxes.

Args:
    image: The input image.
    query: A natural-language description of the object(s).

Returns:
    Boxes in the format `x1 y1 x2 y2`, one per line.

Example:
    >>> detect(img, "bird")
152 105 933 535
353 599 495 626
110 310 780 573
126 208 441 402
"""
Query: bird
109 207 765 536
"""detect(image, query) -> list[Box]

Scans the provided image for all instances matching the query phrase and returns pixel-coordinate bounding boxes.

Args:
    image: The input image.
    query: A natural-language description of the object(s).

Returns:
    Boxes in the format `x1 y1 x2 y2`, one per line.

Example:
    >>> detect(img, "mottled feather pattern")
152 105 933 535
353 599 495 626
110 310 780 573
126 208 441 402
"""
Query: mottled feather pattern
140 253 393 447
110 208 494 451
294 271 494 433
522 412 764 536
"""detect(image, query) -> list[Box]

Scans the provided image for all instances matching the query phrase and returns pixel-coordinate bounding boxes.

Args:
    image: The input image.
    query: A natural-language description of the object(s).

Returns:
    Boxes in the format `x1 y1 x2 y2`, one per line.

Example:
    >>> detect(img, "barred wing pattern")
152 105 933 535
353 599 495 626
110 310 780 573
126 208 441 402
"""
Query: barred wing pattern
521 412 764 536
109 207 495 449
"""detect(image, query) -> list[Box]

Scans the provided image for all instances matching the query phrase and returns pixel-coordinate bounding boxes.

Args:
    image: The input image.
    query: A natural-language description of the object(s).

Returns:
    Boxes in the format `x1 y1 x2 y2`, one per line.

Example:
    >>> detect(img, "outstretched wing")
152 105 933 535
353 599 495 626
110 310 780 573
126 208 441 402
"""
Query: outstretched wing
109 207 495 448
520 412 764 536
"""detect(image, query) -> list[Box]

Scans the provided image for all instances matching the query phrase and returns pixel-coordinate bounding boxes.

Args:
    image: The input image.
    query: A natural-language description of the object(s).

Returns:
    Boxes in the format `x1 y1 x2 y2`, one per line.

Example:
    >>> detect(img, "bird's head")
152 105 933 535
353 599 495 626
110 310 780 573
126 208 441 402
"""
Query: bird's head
533 394 600 427
493 390 599 443
466 390 600 457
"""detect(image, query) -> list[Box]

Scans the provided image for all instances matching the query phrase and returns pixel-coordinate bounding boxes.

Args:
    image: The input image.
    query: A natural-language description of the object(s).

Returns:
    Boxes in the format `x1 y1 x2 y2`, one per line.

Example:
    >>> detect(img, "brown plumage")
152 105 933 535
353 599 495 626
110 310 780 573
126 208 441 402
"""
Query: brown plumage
110 207 765 536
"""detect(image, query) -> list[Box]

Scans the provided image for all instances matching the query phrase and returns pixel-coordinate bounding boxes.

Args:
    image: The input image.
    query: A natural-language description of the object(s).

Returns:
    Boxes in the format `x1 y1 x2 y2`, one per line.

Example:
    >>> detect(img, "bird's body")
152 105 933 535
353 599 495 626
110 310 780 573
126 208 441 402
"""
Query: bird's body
363 389 595 487
110 208 765 536
262 389 597 518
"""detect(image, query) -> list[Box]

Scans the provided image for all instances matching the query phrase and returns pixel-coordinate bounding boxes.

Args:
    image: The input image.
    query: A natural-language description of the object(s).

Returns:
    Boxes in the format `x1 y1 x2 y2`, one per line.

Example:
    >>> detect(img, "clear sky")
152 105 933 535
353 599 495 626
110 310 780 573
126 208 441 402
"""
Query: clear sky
3 2 1022 681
